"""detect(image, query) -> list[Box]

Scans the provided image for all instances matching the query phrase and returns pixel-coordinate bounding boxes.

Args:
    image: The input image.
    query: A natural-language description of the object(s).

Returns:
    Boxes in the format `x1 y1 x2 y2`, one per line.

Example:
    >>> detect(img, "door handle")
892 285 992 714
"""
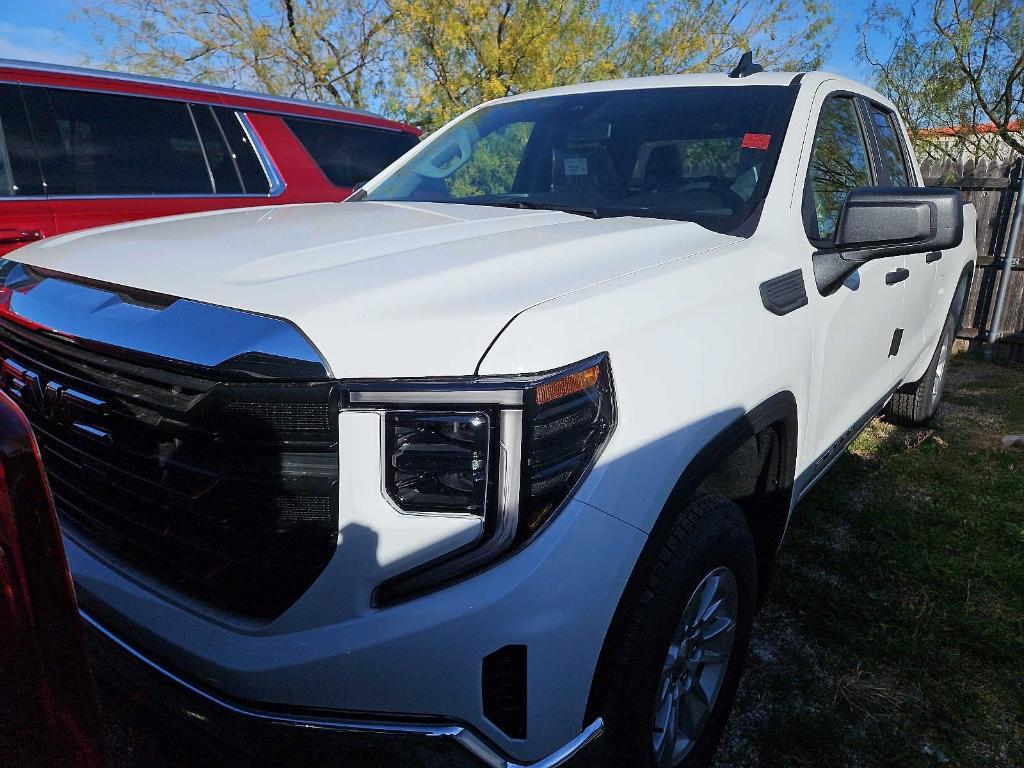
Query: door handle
926 251 942 263
885 268 910 285
0 230 44 245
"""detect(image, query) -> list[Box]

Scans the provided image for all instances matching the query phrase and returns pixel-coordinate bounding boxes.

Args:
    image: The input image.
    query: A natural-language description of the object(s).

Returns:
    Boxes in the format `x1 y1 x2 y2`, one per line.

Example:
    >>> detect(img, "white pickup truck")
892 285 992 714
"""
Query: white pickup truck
0 63 974 768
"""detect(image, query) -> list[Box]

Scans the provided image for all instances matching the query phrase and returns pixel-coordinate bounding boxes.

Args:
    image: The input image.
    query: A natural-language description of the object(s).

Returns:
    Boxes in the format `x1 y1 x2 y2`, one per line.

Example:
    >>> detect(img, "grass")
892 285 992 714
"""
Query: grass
714 354 1024 768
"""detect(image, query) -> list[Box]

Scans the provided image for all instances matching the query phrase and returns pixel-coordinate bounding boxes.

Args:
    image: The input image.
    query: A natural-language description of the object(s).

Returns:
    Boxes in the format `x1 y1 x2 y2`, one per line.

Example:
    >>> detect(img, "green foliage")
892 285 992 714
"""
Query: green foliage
386 0 620 129
716 355 1024 766
387 0 833 129
75 0 396 110
77 0 835 130
447 122 534 198
611 0 832 78
861 0 1024 159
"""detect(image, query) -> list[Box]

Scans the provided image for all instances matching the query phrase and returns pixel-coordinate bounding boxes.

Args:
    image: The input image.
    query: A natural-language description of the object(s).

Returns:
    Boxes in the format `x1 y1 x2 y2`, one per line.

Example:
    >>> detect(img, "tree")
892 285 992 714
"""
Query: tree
78 0 835 129
387 0 833 129
862 0 1024 159
77 0 394 109
611 0 833 79
385 0 618 129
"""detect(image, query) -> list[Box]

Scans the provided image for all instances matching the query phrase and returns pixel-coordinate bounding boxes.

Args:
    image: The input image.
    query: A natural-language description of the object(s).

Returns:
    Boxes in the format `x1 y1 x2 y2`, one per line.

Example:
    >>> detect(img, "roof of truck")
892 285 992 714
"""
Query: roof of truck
497 70 868 102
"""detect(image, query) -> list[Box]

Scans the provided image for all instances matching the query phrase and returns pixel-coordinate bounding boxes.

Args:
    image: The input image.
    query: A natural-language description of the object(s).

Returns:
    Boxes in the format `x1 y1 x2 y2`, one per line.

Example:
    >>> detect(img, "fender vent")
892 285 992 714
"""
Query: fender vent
759 269 808 316
482 645 527 740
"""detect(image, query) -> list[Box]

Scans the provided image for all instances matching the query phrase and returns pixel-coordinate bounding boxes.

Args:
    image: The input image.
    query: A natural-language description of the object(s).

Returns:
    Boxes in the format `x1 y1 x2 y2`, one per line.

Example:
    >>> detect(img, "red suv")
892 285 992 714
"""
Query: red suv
0 60 420 256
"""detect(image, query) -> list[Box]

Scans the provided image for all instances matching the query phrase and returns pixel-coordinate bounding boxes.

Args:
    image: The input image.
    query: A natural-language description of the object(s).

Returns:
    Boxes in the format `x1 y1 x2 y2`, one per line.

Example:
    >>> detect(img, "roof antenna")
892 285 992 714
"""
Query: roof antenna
729 50 763 78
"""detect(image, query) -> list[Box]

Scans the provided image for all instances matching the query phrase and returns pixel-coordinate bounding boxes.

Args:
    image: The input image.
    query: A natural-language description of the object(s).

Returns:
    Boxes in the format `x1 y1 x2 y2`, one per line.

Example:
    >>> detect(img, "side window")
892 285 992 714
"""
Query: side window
21 86 212 196
804 96 873 241
0 84 44 197
0 94 13 197
868 106 912 187
446 122 534 198
191 104 242 195
190 105 270 195
285 117 419 188
211 107 271 194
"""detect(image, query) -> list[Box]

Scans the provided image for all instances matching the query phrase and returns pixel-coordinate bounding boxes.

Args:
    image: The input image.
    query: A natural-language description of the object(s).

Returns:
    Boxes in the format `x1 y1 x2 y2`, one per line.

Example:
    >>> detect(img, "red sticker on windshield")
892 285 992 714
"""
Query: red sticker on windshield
741 133 771 150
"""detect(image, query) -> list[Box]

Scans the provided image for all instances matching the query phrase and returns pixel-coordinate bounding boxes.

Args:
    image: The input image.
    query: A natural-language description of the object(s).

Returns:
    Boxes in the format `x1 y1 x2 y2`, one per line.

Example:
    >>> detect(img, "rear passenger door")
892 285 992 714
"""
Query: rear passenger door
0 84 55 257
19 86 272 236
863 102 937 368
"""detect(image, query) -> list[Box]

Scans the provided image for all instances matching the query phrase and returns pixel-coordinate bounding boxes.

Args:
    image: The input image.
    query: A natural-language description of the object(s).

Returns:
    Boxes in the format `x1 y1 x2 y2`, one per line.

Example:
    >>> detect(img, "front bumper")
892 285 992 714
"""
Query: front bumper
70 498 646 762
85 609 604 768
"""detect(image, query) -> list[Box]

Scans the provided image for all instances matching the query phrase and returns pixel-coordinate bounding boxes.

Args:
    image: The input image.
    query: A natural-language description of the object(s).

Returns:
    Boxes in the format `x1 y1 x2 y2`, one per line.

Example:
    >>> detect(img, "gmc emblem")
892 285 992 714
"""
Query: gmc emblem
2 358 112 445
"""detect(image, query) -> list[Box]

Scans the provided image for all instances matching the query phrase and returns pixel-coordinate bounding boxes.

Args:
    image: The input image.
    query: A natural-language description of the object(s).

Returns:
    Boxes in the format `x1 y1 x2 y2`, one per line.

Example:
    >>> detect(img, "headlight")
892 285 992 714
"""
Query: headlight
349 354 615 604
385 411 491 514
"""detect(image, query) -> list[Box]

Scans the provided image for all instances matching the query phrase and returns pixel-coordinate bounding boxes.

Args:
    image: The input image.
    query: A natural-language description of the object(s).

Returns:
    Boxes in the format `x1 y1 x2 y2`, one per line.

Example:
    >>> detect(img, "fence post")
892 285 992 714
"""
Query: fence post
985 158 1024 357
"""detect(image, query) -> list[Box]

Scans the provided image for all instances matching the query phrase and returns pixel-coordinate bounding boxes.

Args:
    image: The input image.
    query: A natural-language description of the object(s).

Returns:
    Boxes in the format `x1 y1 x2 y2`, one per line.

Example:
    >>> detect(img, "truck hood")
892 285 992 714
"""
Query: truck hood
9 201 736 377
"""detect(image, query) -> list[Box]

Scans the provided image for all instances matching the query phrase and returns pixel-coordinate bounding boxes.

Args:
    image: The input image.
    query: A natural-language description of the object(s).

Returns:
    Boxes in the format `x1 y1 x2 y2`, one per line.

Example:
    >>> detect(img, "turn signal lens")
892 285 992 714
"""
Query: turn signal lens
534 364 600 406
521 358 614 539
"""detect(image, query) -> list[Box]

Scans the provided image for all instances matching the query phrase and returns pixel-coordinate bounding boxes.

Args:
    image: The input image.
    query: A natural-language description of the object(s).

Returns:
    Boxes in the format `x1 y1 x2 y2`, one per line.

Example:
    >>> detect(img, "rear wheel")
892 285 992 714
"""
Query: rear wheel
886 310 956 426
602 494 756 768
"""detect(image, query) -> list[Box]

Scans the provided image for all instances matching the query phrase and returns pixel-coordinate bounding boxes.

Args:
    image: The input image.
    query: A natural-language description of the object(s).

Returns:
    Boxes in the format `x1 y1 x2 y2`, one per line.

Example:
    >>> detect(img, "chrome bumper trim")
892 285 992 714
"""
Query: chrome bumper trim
80 609 603 767
0 262 330 378
455 718 604 768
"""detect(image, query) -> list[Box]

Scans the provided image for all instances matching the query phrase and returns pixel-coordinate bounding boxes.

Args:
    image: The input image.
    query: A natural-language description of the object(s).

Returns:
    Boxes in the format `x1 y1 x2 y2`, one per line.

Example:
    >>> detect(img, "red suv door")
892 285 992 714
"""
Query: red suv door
0 84 55 257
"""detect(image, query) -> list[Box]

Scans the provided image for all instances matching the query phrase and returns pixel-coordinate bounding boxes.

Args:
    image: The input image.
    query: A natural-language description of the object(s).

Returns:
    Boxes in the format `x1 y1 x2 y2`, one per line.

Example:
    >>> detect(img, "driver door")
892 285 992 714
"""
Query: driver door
801 93 905 474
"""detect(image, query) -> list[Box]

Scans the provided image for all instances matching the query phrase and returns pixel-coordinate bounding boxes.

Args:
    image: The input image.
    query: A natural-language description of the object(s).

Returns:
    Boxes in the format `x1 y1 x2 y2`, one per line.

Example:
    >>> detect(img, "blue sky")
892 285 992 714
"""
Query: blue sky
0 0 895 83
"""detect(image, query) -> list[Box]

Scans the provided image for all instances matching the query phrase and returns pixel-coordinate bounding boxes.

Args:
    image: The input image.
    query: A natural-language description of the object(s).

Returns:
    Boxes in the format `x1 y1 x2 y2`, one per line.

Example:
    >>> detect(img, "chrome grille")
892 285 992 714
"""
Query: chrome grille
0 314 339 620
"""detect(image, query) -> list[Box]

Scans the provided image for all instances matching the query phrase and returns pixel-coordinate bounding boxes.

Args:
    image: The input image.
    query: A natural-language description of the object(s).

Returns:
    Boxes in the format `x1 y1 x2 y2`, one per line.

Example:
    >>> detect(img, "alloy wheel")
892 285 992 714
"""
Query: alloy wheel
651 566 738 767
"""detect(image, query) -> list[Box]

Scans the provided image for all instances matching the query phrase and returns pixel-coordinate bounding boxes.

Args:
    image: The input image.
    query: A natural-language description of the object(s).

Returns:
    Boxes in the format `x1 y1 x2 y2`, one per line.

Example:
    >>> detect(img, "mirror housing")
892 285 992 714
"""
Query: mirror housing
812 186 964 294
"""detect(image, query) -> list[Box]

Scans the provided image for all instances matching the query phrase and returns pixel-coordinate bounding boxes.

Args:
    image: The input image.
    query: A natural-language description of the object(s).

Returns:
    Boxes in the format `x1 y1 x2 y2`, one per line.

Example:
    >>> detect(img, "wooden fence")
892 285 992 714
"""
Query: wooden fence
921 157 1024 348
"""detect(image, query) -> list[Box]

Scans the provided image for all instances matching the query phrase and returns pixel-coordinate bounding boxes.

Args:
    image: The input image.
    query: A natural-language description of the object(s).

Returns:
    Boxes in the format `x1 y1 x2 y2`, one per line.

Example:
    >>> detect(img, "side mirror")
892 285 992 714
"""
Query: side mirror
812 187 964 294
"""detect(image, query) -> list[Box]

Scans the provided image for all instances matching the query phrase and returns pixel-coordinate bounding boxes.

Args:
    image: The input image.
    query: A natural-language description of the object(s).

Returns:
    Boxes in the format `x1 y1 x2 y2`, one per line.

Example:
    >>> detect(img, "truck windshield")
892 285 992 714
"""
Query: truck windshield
364 86 797 233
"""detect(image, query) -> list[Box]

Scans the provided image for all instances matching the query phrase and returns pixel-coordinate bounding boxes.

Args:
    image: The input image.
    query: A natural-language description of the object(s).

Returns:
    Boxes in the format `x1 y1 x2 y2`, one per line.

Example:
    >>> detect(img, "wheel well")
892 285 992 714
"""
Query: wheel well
697 422 792 598
584 393 798 723
953 262 974 330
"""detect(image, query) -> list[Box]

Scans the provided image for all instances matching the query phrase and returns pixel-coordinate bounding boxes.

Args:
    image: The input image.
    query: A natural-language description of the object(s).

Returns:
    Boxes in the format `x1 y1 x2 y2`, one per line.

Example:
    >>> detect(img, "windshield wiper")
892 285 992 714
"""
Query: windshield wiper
471 200 602 218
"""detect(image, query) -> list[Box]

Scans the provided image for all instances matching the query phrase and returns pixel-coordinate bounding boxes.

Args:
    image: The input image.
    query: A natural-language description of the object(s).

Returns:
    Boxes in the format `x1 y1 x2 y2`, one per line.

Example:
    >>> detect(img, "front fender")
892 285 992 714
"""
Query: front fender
477 239 812 534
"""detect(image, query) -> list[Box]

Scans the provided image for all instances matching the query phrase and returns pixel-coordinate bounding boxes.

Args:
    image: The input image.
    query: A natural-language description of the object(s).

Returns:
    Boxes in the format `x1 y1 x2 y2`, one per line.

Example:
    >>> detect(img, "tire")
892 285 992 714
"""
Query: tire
601 494 757 768
886 310 956 426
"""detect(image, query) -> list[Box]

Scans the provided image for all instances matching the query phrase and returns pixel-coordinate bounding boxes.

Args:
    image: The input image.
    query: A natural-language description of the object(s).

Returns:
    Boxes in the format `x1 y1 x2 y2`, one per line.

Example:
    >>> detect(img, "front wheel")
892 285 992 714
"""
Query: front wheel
601 494 756 768
886 310 956 426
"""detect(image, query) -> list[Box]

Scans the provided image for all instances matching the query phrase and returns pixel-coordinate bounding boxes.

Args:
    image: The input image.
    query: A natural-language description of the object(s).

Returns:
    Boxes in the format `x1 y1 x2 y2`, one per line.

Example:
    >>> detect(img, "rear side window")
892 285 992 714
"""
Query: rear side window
0 84 44 197
868 106 912 187
211 107 270 193
191 105 270 195
22 86 212 196
804 96 873 241
284 117 418 188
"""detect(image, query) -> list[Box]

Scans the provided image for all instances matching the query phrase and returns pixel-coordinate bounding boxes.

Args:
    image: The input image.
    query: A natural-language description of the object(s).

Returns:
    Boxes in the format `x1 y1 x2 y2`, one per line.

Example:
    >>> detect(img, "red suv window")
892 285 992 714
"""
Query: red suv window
190 105 269 195
0 85 44 197
284 116 418 188
22 86 216 196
